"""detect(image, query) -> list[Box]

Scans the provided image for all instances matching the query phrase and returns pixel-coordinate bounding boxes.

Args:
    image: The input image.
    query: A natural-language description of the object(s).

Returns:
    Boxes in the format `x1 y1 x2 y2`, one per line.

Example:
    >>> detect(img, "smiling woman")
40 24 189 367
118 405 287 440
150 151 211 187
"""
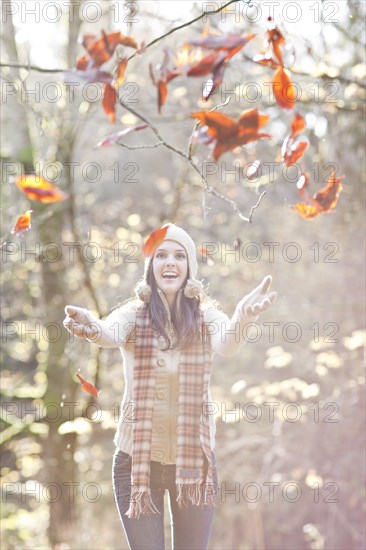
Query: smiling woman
152 241 189 306
63 222 277 550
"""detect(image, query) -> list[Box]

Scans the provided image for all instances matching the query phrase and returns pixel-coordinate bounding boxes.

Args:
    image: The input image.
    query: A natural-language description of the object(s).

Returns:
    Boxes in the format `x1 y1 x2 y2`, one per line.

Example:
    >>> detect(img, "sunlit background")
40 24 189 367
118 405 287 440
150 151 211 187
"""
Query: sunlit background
1 1 365 549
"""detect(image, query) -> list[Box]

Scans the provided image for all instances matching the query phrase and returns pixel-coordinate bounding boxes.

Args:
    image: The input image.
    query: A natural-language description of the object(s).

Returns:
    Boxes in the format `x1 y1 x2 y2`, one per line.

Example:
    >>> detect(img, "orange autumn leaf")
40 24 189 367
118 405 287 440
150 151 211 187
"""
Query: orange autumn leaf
291 203 319 220
11 210 33 237
186 50 225 77
157 81 169 113
76 371 100 398
186 51 227 100
281 113 307 166
143 225 169 257
313 171 343 211
16 175 69 203
83 30 137 67
102 83 117 123
76 55 89 70
291 112 306 138
149 49 181 113
113 58 128 88
282 138 308 166
185 34 255 101
266 26 286 67
291 172 344 219
273 67 296 109
191 108 271 160
197 245 215 265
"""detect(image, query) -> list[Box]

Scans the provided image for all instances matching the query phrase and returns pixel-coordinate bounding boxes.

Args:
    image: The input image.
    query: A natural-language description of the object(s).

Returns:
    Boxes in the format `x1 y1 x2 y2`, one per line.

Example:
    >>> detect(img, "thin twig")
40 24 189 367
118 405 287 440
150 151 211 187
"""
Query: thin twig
117 141 164 150
248 191 266 223
126 0 247 61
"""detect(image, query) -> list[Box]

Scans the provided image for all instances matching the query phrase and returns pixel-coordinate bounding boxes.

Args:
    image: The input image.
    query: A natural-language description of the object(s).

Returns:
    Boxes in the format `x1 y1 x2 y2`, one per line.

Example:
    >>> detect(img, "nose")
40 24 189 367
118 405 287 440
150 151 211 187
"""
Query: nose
165 254 176 266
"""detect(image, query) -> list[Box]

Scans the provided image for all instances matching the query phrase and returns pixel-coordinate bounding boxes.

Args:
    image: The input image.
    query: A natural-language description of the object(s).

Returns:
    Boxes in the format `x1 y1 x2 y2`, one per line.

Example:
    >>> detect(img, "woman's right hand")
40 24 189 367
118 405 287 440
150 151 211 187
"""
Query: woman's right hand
63 305 99 340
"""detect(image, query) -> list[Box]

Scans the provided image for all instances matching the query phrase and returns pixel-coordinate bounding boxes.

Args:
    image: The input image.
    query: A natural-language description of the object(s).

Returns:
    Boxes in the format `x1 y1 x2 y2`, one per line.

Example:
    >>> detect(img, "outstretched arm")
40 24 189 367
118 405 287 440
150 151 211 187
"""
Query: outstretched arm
209 275 277 357
63 305 135 348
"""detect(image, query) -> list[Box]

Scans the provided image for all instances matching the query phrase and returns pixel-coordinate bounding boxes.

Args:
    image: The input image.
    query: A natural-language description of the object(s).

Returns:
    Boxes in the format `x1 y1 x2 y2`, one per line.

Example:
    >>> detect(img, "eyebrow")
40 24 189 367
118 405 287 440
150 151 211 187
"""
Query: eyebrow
156 248 185 253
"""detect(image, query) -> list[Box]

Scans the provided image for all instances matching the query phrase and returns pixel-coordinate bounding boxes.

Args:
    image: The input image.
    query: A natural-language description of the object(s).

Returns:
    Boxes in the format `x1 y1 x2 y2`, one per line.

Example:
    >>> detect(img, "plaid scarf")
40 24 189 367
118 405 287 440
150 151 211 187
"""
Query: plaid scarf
126 303 216 519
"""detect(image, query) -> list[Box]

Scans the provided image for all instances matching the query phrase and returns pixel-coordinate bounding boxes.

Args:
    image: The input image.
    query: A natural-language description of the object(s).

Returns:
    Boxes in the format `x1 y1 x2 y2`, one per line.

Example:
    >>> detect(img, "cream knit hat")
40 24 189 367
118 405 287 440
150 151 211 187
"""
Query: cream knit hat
135 224 203 302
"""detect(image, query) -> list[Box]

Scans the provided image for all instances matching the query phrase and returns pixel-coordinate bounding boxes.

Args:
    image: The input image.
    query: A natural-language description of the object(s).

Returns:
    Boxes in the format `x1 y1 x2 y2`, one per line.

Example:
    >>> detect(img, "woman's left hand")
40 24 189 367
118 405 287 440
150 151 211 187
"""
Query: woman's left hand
240 275 277 317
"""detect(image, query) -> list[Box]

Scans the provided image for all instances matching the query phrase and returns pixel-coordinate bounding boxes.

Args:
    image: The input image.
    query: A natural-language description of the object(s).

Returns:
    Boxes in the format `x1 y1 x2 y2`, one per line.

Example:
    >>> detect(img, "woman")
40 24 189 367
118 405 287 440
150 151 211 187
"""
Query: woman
63 224 277 550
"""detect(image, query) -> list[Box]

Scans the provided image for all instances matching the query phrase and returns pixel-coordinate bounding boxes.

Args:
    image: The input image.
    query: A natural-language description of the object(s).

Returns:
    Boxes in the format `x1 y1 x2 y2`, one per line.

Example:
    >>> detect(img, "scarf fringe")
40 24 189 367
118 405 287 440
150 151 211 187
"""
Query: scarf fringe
176 482 216 509
125 489 161 519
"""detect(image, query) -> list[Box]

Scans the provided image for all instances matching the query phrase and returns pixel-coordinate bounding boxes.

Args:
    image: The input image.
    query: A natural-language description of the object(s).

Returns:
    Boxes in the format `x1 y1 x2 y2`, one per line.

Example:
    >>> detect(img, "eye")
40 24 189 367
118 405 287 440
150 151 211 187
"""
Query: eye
176 252 186 260
155 252 165 258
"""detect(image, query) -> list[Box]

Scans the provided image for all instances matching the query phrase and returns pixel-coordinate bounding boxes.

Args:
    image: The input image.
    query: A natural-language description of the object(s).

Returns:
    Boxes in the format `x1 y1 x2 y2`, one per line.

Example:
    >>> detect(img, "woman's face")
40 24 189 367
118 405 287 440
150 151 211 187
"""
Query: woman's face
152 240 188 304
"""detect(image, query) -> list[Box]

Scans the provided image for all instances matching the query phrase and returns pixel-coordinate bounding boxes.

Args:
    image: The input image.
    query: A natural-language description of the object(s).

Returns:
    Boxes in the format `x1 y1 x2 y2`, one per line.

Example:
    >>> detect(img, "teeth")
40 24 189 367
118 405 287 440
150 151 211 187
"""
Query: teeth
163 272 177 278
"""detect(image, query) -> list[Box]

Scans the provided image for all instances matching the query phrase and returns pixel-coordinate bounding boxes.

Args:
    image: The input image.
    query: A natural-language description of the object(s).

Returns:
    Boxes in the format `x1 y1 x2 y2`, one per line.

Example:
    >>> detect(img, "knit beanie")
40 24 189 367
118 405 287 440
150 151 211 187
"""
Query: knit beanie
135 224 203 302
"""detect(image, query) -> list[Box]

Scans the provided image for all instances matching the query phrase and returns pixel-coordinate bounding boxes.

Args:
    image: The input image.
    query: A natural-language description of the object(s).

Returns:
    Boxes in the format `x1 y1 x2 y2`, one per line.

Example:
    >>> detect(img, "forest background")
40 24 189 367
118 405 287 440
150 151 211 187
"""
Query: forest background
1 0 365 549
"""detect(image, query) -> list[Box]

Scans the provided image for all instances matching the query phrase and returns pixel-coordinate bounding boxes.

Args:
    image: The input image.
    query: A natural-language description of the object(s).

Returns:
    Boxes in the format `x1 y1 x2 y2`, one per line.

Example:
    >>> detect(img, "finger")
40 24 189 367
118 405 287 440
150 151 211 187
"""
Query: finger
261 275 272 293
244 305 254 316
253 303 261 315
63 319 83 336
65 305 78 318
63 316 74 329
73 323 87 337
268 291 277 303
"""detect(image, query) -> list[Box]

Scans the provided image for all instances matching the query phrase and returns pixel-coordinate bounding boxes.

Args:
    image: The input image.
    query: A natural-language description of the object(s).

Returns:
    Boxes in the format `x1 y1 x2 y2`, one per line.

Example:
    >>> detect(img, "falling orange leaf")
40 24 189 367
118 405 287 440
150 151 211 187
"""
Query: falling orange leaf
143 226 169 257
191 108 271 160
280 113 307 166
282 138 308 166
185 34 255 101
266 26 286 67
291 112 306 138
186 50 225 77
197 245 215 265
76 371 100 398
313 172 343 211
11 210 33 237
113 58 128 88
149 49 181 113
76 55 89 70
102 83 117 123
16 175 69 203
291 203 319 220
273 67 296 109
82 30 137 67
291 172 344 219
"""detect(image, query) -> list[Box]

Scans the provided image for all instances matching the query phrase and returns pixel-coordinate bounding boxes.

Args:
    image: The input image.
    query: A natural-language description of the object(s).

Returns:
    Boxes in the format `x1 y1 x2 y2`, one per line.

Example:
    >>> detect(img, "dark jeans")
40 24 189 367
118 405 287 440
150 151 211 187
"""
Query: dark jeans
112 449 218 550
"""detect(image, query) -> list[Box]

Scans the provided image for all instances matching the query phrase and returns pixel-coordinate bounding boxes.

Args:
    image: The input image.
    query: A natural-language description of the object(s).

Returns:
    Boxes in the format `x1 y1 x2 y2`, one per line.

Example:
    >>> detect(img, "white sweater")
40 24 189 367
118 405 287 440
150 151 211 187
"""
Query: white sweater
82 289 255 463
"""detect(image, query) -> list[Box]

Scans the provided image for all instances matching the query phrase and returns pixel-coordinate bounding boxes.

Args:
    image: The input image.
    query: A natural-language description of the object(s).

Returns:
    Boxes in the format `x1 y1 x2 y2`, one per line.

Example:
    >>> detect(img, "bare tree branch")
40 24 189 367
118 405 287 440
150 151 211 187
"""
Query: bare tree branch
118 98 263 223
126 0 249 61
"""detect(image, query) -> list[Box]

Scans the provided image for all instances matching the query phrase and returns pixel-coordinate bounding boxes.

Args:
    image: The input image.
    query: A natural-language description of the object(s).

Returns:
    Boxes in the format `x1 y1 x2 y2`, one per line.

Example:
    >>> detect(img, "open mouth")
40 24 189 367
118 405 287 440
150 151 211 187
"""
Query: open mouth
162 272 178 279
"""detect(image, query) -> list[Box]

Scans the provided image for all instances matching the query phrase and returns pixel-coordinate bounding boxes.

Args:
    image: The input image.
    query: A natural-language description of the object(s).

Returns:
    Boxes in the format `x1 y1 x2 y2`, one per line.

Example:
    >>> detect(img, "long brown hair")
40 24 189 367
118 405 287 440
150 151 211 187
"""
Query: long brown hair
146 260 202 350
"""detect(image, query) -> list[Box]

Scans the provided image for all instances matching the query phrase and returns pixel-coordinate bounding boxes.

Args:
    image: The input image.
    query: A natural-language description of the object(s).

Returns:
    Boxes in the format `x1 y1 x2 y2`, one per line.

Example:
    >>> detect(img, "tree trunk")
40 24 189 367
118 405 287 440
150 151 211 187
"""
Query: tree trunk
35 1 83 546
